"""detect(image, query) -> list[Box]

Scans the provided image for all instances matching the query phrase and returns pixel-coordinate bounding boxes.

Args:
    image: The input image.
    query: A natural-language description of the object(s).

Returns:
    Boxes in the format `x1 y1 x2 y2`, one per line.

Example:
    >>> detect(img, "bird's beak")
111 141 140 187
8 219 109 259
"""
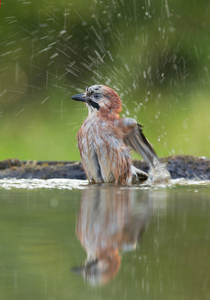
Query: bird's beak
71 93 87 102
71 92 100 110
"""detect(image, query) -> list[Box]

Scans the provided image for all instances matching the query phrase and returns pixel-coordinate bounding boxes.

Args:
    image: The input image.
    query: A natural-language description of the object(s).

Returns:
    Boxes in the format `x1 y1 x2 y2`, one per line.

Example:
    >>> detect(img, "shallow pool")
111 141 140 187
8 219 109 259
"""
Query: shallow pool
0 179 209 300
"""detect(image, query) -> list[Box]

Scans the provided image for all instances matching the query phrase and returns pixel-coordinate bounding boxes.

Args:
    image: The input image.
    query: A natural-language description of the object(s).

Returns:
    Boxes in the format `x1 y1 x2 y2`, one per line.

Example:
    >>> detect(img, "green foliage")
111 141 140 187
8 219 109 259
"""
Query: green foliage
0 0 209 160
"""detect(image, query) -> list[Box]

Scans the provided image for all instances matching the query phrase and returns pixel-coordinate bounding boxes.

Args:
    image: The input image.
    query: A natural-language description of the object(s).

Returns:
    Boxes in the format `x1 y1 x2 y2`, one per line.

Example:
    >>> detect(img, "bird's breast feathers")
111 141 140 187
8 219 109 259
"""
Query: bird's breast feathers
77 116 132 183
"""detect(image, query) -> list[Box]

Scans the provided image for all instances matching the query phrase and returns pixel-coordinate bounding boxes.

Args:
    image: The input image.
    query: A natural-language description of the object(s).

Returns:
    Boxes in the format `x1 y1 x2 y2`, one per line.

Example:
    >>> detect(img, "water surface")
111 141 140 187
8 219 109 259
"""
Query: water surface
0 179 209 300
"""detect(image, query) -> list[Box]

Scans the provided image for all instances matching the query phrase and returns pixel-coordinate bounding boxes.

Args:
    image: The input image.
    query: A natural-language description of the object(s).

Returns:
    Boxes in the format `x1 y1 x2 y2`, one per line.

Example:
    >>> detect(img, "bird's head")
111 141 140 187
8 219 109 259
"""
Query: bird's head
71 85 122 117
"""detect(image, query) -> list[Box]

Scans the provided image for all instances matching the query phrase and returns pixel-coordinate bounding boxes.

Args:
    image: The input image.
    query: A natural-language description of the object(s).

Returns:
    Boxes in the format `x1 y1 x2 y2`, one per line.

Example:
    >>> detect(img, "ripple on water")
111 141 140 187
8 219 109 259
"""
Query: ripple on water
0 178 88 190
0 178 209 190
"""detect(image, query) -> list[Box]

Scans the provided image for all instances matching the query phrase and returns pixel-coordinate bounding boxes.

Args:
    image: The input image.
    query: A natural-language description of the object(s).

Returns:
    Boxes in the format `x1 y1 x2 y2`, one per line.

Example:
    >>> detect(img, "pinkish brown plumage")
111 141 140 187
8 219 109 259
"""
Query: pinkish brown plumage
72 85 158 184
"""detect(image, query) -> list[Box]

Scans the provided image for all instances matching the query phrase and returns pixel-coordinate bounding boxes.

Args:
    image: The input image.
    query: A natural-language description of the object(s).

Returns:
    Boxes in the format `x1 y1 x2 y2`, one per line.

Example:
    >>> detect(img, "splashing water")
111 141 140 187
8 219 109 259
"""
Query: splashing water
147 158 171 185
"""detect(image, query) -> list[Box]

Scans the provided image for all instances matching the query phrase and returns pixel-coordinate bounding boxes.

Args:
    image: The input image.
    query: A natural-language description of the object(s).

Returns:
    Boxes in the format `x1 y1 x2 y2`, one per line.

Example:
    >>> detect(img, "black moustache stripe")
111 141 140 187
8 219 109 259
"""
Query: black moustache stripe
88 100 100 110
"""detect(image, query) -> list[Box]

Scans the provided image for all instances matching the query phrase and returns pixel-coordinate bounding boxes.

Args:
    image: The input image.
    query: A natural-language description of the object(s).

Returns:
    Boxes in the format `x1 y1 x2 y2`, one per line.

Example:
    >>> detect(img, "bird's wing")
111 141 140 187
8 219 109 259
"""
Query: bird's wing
123 123 158 168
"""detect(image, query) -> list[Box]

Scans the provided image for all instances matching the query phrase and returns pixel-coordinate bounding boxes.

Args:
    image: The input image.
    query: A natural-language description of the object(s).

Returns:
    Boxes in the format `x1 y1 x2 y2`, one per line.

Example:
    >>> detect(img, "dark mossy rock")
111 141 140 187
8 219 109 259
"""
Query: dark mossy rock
0 160 86 180
134 155 210 180
161 155 210 180
0 155 209 180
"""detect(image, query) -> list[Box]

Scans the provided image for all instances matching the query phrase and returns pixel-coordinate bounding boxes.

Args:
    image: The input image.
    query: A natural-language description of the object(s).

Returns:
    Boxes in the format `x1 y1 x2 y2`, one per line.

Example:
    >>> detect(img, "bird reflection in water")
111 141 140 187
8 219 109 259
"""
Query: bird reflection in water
72 185 151 286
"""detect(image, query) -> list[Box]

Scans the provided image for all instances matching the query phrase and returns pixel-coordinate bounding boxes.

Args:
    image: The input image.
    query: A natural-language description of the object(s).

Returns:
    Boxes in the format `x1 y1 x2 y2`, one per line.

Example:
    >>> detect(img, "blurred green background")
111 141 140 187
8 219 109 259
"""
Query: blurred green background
0 0 209 161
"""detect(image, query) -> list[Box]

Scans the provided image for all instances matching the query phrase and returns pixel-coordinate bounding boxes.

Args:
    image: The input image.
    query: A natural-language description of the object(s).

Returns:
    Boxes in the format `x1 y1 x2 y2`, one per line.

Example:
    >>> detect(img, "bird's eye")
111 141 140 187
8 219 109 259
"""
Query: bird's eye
94 93 100 99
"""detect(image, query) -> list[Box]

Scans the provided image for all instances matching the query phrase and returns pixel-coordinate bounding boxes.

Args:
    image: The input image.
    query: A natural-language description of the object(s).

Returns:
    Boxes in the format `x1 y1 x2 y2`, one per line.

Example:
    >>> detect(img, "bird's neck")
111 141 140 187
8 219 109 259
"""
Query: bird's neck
88 106 120 121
